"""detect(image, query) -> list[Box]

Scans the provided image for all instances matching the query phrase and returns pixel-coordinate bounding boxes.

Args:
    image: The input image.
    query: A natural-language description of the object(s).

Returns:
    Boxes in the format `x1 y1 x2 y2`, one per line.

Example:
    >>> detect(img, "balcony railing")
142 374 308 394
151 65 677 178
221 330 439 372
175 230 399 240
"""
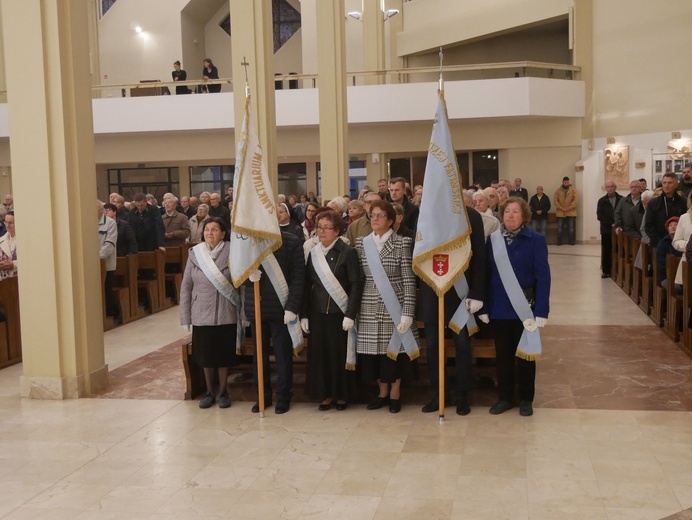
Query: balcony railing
88 61 581 98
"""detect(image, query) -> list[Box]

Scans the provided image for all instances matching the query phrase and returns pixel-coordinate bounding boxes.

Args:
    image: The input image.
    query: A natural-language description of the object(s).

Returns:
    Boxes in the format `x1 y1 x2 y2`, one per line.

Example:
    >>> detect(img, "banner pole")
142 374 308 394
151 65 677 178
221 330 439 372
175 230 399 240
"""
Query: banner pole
438 294 445 422
254 280 265 418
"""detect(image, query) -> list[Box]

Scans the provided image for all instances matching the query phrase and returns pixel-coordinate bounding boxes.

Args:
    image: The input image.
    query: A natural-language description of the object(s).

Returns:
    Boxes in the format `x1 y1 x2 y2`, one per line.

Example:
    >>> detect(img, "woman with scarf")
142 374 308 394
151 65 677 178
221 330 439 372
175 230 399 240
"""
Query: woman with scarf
302 201 319 240
180 217 240 409
478 197 551 417
355 200 418 413
301 210 362 411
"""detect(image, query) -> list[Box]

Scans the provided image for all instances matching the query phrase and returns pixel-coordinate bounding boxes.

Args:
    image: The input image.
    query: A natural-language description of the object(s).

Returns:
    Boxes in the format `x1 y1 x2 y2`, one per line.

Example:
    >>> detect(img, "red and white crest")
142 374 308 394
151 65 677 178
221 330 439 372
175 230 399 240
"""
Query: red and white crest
433 254 449 277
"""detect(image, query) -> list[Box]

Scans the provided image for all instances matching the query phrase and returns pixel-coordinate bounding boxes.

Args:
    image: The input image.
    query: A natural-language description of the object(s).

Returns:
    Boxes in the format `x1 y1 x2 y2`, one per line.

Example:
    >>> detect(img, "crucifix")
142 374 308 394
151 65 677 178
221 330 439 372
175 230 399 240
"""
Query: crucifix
241 56 250 96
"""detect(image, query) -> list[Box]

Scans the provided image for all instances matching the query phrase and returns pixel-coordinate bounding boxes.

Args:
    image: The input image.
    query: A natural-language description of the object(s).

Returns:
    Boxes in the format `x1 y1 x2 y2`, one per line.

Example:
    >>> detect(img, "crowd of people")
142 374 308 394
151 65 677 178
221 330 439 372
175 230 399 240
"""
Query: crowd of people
0 195 16 281
172 177 551 418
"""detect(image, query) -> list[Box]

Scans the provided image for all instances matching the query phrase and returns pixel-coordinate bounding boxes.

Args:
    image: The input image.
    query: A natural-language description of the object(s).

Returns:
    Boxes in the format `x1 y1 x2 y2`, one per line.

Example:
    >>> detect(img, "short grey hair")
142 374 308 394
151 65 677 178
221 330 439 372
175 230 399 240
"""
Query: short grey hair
198 204 209 211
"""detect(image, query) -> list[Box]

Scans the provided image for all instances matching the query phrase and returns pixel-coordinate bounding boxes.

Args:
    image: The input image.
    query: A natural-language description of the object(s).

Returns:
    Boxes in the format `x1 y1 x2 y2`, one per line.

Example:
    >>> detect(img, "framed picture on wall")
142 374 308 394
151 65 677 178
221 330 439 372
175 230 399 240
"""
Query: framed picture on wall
655 160 662 173
674 159 683 171
666 160 673 173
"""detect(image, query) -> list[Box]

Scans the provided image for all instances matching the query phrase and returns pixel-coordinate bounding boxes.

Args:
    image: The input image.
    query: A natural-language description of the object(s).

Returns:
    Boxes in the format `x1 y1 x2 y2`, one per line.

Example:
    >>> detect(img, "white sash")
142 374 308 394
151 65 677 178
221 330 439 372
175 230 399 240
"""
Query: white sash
193 242 244 352
448 275 479 336
489 230 542 360
363 234 419 360
311 246 358 370
261 253 304 352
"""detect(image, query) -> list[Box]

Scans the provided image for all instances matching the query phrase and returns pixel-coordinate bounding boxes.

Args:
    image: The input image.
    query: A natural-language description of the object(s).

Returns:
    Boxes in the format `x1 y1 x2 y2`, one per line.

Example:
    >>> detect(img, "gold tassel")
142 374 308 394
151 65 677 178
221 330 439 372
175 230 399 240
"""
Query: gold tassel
408 349 420 361
293 344 305 356
386 351 399 361
345 363 356 371
516 350 541 361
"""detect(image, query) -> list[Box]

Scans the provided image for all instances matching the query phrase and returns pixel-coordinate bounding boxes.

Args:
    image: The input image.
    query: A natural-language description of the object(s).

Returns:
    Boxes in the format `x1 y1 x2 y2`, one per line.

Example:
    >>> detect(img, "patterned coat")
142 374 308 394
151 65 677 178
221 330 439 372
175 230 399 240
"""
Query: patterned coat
355 233 419 356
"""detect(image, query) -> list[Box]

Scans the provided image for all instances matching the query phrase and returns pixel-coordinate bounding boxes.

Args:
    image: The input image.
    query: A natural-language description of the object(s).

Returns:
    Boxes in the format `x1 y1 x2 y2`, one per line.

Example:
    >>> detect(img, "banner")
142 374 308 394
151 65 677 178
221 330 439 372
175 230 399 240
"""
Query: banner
412 89 472 295
230 95 282 288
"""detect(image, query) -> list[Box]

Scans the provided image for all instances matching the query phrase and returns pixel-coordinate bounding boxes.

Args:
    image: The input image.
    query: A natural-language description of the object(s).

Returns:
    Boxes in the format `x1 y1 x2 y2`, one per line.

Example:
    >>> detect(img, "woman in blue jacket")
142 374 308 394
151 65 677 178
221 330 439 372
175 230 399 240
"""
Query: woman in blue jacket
479 197 551 417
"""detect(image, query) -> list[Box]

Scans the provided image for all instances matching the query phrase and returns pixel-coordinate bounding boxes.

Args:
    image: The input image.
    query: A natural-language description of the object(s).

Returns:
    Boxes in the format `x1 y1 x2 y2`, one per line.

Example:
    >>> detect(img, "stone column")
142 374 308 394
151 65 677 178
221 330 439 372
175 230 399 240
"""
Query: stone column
230 0 278 190
1 0 107 398
316 0 349 200
363 0 385 86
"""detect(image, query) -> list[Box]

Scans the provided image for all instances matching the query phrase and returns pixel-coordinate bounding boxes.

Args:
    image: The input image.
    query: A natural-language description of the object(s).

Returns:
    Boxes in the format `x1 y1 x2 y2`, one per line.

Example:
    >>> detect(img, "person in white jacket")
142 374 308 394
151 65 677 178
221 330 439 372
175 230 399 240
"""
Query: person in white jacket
98 200 118 317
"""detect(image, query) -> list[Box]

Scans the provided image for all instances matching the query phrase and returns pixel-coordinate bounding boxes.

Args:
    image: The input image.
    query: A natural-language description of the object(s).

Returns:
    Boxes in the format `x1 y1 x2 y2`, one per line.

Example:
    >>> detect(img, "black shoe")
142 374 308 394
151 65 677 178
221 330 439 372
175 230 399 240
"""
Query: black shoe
456 396 471 416
251 397 272 413
199 393 215 409
217 392 231 409
335 402 348 411
519 400 533 416
421 398 439 413
275 399 290 414
318 401 333 411
601 273 610 279
389 399 401 414
367 396 390 410
489 400 513 415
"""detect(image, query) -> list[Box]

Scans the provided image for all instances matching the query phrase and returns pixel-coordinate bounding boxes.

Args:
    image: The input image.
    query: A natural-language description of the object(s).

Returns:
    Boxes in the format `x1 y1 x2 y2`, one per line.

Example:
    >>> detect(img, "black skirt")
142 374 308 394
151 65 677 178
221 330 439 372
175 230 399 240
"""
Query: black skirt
304 312 357 402
358 351 417 384
191 324 238 368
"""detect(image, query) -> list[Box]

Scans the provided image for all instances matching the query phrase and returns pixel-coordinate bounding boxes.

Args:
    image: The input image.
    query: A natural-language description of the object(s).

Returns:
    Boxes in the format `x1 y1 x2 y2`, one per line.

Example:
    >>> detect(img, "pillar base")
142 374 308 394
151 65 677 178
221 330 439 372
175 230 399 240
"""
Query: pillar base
20 364 108 399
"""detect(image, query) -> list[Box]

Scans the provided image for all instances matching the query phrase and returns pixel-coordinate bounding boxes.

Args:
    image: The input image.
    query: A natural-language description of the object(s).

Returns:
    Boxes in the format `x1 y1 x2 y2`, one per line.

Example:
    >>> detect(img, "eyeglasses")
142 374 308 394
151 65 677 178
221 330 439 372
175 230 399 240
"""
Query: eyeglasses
317 226 334 232
370 213 388 219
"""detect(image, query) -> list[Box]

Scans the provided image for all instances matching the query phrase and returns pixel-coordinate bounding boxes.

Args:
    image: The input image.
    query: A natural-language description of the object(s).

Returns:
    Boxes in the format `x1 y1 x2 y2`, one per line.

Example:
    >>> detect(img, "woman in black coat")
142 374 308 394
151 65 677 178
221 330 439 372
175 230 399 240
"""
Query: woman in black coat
202 58 220 93
302 211 362 410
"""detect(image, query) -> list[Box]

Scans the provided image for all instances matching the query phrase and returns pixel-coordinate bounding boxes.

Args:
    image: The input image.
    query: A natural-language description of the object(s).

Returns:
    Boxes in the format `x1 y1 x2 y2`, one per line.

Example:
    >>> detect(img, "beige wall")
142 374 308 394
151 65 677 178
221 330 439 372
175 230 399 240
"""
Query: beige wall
398 0 571 56
591 0 692 137
98 0 189 93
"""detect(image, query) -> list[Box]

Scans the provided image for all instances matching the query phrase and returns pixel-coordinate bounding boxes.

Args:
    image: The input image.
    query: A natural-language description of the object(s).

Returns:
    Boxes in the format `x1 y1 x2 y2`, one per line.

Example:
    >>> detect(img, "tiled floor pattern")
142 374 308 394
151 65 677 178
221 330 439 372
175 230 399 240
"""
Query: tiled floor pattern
0 244 689 519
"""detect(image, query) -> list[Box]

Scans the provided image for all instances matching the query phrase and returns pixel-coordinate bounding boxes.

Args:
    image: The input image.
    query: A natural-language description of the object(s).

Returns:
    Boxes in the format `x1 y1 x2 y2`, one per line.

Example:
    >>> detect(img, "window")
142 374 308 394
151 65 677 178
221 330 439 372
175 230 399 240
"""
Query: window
273 0 301 53
189 165 234 197
108 167 179 203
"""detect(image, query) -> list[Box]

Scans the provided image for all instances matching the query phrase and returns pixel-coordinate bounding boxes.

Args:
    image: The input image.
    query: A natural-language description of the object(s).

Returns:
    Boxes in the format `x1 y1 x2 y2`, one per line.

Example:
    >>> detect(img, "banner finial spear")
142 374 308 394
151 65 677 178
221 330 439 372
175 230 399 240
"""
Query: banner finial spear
438 47 444 92
241 56 250 97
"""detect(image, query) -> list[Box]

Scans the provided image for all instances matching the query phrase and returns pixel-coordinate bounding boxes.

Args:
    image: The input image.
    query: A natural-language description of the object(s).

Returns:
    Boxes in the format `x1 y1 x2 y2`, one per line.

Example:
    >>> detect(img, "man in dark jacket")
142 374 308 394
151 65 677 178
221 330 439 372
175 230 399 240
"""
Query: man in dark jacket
528 186 551 236
208 192 231 229
644 172 686 247
389 177 419 231
104 203 138 257
245 231 305 414
596 180 623 278
129 193 165 252
419 207 486 416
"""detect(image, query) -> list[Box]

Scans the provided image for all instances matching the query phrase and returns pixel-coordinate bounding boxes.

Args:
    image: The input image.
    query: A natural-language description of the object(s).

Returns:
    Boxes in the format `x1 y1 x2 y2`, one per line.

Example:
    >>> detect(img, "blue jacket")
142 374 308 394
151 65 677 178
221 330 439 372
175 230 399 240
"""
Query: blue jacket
484 226 551 320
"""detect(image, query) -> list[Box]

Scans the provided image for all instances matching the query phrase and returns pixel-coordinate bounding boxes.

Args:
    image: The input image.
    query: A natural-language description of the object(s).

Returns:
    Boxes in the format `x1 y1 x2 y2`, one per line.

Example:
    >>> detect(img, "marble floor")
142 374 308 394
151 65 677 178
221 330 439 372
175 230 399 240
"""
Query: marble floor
0 245 691 520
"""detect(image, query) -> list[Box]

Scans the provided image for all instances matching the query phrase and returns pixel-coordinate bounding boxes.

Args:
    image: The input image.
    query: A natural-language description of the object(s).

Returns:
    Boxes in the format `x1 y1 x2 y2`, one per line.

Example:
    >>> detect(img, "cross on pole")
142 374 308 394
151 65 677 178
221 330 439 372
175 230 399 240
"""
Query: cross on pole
241 56 250 96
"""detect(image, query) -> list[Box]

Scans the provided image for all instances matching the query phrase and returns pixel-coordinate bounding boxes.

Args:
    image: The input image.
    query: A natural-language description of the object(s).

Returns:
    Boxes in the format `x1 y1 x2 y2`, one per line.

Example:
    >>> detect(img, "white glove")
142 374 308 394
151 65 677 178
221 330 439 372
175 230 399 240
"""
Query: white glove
300 318 310 334
478 314 490 324
536 317 548 328
396 316 413 334
242 320 251 329
342 317 354 331
466 299 483 314
249 270 262 282
284 310 297 324
186 324 191 332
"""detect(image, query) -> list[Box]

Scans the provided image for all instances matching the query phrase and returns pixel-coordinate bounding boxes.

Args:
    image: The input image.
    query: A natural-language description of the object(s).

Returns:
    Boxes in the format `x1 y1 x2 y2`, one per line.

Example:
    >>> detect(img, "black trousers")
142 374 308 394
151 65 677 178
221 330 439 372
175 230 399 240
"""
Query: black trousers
601 231 612 275
252 319 293 401
423 320 471 399
491 319 536 403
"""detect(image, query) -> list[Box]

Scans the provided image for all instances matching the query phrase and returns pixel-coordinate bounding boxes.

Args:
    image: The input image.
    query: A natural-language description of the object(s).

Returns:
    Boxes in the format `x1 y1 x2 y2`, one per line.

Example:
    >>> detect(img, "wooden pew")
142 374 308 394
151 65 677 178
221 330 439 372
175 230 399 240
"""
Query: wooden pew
681 260 692 356
164 245 191 305
137 249 172 314
616 231 626 287
100 259 115 331
623 235 636 295
639 243 654 315
0 277 21 369
665 255 683 342
610 228 619 281
651 251 666 327
630 238 642 304
113 255 144 324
